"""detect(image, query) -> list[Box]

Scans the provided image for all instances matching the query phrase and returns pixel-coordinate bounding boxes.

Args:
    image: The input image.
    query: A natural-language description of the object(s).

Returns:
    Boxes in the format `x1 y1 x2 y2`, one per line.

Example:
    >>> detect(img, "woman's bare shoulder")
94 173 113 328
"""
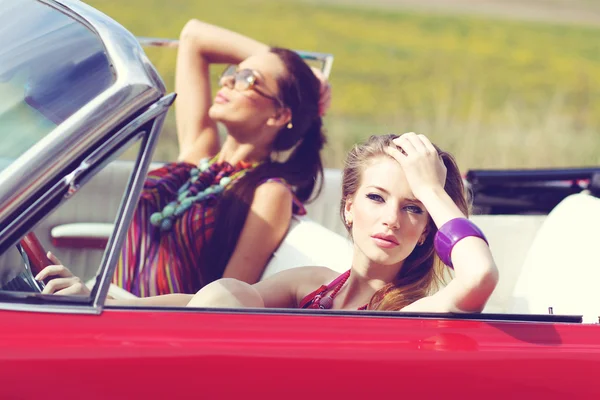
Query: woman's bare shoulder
263 265 341 288
292 266 340 281
251 180 293 209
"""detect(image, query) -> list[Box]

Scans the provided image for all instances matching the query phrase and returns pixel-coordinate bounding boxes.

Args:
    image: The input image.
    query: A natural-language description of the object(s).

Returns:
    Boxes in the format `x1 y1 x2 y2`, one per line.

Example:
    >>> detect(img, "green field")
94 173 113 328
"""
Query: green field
87 0 600 170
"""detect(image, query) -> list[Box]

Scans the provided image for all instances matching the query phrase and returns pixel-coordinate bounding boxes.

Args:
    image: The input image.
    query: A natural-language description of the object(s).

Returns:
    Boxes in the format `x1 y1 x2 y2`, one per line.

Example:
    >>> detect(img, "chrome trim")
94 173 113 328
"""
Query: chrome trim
295 50 335 79
0 94 175 314
53 0 165 92
64 161 91 198
0 301 100 315
93 94 175 308
136 36 335 78
0 0 165 223
0 92 176 255
136 37 180 48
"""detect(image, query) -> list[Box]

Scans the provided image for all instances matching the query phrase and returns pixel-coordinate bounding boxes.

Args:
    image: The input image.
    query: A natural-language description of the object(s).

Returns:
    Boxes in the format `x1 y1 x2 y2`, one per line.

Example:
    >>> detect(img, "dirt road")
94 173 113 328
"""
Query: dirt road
294 0 600 26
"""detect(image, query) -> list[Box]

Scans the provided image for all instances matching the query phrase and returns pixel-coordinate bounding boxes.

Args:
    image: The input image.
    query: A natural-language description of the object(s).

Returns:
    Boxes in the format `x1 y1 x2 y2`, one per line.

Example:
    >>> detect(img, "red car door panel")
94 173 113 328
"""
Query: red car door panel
0 309 598 398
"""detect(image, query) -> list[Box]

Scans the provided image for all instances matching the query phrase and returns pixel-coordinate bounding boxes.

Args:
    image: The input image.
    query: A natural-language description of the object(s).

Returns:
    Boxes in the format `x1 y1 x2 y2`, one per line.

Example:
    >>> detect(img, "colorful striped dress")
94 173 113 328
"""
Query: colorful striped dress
112 160 305 297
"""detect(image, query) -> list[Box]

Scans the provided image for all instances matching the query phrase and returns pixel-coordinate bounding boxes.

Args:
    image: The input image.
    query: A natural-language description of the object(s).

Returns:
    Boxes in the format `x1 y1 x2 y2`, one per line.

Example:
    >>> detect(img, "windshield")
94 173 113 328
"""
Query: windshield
0 0 115 172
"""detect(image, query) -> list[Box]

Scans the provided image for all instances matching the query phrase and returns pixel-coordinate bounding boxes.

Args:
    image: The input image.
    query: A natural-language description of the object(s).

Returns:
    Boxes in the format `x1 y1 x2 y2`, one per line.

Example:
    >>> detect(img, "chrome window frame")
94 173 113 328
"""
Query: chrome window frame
136 37 335 78
0 94 174 314
0 0 175 314
91 94 175 309
0 0 165 227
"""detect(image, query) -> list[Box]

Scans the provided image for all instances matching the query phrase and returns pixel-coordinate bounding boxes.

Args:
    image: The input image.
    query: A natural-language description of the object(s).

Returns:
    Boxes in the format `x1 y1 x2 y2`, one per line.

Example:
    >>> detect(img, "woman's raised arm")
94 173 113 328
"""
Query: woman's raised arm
175 20 269 164
386 133 499 313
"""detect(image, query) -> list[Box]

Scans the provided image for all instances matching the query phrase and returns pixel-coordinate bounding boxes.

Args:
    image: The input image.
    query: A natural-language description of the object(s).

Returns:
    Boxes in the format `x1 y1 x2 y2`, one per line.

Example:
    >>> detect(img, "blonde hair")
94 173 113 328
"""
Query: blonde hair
340 134 469 311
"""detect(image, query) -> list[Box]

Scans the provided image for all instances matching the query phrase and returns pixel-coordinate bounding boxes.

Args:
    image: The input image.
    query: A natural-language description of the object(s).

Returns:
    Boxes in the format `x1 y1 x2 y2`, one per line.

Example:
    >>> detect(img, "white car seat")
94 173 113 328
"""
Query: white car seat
509 193 600 322
260 215 353 280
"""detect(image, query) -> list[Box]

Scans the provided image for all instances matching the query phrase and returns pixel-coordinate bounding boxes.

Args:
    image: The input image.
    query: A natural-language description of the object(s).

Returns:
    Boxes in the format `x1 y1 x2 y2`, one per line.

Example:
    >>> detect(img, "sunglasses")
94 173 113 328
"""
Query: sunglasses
219 65 284 108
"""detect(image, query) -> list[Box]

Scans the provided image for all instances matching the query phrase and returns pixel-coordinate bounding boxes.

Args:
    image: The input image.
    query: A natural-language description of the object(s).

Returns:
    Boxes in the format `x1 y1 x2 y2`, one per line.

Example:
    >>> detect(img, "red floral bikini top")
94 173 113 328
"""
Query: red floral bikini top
299 270 368 310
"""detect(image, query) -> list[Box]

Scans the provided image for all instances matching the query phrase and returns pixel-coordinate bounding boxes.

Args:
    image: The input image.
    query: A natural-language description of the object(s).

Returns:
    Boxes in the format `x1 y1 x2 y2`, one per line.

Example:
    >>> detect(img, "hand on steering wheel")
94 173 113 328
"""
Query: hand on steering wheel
19 232 90 296
35 263 90 296
19 232 53 277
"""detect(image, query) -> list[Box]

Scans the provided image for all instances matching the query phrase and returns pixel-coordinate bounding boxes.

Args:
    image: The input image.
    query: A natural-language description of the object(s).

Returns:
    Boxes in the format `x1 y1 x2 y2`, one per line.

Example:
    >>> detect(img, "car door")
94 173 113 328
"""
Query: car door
1 299 599 398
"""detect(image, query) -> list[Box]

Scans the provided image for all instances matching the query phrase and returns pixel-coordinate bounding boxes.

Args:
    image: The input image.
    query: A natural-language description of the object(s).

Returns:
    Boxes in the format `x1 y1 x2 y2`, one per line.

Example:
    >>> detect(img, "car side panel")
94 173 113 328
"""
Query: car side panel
0 309 598 399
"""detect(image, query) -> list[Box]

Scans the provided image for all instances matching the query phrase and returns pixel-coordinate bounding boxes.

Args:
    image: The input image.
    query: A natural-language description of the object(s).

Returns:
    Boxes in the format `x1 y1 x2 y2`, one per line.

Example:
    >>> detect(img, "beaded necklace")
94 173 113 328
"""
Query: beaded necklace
150 156 260 231
309 270 369 310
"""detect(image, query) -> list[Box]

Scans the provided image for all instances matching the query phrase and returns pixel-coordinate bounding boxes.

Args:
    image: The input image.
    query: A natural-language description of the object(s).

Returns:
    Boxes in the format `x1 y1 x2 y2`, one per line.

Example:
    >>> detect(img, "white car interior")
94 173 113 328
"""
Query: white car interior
1 159 598 321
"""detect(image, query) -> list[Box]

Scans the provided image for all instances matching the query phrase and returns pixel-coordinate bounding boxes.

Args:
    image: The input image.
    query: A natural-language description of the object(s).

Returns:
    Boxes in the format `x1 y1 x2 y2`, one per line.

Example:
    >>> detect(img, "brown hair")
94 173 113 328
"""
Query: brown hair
340 134 469 311
199 47 326 285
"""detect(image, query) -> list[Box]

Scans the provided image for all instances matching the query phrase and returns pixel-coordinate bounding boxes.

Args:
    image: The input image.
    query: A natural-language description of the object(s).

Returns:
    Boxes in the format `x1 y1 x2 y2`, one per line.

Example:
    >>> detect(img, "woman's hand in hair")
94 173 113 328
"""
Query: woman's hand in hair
310 67 331 117
386 132 447 200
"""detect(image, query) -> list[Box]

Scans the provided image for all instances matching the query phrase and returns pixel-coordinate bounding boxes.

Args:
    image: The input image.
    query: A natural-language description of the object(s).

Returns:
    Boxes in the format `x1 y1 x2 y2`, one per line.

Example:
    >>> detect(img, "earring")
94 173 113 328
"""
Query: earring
345 215 352 228
287 122 293 129
417 237 425 246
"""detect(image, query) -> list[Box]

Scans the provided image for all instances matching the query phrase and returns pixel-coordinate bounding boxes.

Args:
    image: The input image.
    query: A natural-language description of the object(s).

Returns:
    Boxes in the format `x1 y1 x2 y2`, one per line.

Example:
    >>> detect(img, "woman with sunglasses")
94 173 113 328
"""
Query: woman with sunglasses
101 19 330 297
38 133 498 313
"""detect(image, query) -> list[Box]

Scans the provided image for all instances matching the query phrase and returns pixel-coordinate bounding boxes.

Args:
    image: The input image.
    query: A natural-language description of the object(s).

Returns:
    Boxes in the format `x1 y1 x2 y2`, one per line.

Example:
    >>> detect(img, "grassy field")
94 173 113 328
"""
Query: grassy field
87 0 600 170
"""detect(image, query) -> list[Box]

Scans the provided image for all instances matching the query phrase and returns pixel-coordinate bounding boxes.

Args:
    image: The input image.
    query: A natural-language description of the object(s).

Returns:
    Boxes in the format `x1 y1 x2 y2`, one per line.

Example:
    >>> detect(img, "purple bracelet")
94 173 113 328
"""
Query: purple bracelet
434 218 488 268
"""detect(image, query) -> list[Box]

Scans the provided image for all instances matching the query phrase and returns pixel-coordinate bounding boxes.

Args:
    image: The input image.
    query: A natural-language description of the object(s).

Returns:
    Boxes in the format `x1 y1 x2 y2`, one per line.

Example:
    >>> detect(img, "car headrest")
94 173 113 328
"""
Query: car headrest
509 193 600 322
260 215 352 281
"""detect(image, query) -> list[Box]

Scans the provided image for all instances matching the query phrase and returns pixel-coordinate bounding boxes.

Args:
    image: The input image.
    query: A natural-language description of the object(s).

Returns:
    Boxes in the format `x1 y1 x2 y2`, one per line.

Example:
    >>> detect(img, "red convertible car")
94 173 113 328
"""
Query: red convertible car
1 0 599 398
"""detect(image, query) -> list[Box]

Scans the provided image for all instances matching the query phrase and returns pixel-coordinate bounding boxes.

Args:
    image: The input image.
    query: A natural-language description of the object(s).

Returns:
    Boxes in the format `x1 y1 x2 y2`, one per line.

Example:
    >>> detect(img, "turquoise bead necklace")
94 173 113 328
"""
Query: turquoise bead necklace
150 156 258 231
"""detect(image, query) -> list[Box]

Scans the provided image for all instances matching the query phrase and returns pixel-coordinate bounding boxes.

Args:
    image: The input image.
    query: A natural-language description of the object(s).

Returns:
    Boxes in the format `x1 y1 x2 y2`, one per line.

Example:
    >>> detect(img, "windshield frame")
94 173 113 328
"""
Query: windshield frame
0 0 165 227
0 94 173 313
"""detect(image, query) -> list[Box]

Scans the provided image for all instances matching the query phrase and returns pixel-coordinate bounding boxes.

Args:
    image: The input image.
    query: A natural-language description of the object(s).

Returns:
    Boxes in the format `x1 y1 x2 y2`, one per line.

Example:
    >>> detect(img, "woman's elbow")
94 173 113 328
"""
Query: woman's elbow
481 261 500 293
179 19 204 45
464 262 500 312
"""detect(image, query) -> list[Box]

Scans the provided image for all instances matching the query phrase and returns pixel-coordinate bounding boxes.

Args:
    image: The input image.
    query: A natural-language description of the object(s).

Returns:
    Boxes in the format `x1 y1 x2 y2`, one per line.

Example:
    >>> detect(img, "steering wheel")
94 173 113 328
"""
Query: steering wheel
20 232 54 275
2 232 55 293
19 232 53 277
